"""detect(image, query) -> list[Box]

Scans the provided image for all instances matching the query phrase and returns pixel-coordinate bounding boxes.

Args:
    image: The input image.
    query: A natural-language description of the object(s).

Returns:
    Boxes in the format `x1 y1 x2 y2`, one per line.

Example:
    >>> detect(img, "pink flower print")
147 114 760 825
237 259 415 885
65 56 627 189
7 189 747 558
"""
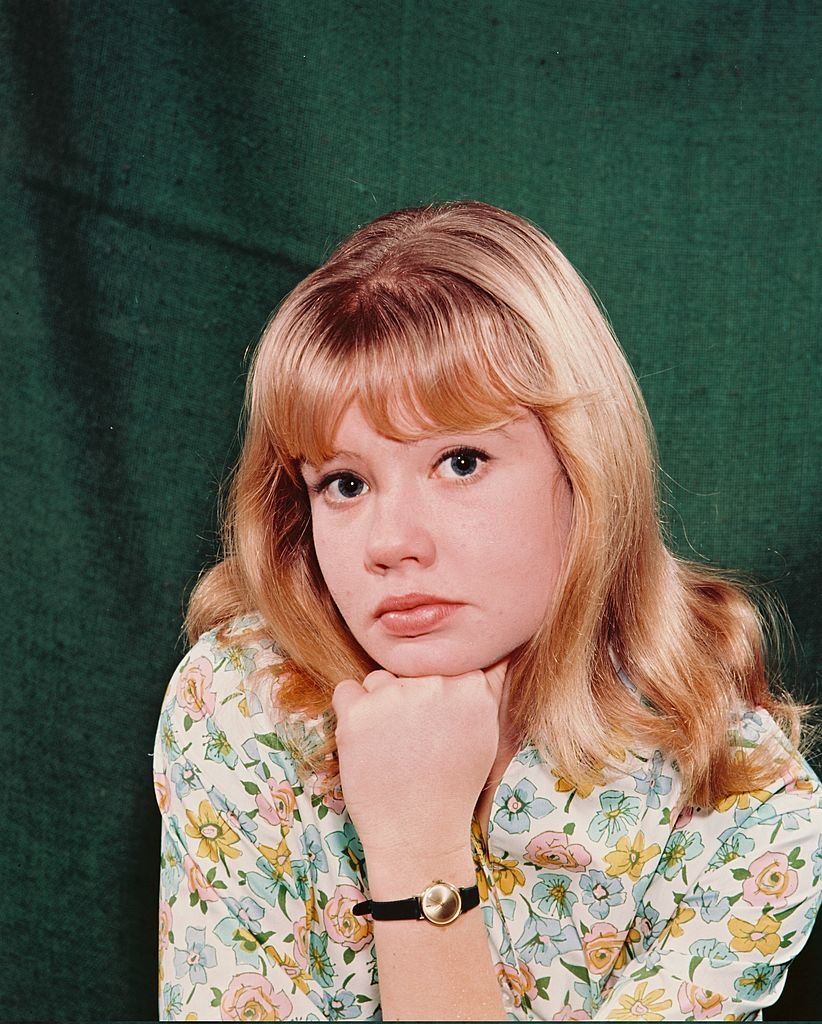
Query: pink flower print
313 768 346 815
781 764 815 797
742 851 799 909
153 772 170 814
673 804 694 829
255 778 297 829
158 899 172 951
183 853 219 903
323 884 373 951
526 831 592 871
176 656 216 721
496 960 537 1009
220 971 293 1021
677 980 725 1019
292 914 311 970
552 1005 589 1020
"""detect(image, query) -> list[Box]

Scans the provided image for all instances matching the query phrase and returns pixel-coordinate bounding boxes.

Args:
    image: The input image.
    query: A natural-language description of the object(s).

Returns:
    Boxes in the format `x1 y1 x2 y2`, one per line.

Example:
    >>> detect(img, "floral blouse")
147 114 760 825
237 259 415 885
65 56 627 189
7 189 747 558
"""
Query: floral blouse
153 613 822 1021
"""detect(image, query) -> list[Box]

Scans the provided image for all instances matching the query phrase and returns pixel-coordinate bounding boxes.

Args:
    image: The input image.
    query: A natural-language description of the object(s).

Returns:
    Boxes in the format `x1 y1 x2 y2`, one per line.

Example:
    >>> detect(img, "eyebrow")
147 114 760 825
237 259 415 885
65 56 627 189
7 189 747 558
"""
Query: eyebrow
301 423 517 471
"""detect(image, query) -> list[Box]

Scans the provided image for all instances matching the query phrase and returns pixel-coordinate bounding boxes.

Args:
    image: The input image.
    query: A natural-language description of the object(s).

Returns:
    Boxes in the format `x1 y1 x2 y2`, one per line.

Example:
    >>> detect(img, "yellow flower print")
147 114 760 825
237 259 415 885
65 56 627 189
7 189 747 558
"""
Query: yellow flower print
487 850 526 897
470 816 526 897
714 753 772 812
259 837 295 880
184 799 241 862
552 768 600 798
657 903 696 945
727 912 782 956
604 830 661 881
606 980 672 1020
264 943 314 996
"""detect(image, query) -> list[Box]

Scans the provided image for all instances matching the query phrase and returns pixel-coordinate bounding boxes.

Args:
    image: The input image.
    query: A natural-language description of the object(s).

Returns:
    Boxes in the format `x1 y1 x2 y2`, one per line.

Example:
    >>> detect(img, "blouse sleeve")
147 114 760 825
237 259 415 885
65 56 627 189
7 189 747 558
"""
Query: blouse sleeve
591 749 822 1020
152 632 332 1021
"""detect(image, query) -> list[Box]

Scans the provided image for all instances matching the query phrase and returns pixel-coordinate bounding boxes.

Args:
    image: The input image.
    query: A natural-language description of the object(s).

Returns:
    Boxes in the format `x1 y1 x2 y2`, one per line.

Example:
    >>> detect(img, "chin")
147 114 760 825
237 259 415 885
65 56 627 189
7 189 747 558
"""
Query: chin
371 644 483 680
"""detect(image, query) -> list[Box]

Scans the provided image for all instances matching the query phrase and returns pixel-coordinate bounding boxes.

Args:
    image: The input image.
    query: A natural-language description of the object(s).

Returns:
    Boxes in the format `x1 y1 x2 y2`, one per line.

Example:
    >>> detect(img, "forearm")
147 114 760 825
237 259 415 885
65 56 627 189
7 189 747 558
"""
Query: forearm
364 843 508 1022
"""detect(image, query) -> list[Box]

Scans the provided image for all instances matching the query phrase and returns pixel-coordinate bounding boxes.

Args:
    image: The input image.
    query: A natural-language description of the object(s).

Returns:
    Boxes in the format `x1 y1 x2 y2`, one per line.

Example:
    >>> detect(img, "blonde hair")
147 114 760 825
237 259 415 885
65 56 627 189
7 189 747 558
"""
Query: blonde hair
184 199 816 808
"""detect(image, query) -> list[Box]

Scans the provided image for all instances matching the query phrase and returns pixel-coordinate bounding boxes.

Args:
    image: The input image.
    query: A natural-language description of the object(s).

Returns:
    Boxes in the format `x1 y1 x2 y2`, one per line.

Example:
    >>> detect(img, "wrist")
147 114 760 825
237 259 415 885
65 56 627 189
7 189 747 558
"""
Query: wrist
363 843 477 901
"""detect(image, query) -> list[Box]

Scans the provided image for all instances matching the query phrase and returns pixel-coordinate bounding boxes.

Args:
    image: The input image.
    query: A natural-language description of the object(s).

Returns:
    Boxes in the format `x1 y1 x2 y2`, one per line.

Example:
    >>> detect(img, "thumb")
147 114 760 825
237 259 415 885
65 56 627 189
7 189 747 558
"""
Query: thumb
481 655 510 708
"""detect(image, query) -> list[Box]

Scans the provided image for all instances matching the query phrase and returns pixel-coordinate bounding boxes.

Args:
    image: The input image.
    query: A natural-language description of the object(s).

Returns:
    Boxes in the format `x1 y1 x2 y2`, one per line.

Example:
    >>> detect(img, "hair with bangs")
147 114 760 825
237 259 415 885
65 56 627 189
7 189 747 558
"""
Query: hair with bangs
184 199 816 808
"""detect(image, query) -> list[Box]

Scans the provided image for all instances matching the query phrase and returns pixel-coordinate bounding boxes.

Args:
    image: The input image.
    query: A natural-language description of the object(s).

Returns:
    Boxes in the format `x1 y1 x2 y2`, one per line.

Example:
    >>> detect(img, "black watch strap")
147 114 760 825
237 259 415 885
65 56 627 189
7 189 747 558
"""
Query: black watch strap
352 883 480 920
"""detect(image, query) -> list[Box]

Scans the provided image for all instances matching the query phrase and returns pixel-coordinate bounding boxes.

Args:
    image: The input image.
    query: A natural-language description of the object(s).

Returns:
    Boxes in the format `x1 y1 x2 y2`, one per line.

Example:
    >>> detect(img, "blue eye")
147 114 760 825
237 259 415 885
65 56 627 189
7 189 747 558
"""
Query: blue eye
310 446 491 503
438 446 490 480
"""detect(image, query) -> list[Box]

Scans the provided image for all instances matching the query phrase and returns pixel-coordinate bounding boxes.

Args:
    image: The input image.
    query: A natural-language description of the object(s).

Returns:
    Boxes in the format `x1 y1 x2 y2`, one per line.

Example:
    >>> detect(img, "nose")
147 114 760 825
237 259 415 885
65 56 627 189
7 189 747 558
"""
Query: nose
364 484 437 572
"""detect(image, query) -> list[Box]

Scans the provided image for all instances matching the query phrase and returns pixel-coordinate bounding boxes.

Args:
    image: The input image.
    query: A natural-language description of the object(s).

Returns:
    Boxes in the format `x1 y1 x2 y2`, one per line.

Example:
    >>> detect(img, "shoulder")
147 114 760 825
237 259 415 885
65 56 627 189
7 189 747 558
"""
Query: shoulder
728 702 821 802
160 611 281 720
153 611 327 786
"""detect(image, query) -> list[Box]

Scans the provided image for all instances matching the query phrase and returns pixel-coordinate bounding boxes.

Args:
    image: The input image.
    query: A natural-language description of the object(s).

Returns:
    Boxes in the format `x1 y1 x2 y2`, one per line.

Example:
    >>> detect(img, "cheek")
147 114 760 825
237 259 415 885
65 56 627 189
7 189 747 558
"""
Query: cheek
311 518 361 606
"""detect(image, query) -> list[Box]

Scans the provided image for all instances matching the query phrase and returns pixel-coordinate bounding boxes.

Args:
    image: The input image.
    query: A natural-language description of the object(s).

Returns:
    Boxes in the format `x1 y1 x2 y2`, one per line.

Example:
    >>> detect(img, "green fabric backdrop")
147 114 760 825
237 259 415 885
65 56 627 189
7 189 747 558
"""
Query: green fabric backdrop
1 0 819 1018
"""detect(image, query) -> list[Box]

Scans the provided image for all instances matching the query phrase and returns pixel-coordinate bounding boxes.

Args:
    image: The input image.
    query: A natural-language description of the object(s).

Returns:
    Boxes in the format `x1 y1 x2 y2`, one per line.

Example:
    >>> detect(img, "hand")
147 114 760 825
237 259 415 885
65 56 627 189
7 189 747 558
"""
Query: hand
331 656 510 859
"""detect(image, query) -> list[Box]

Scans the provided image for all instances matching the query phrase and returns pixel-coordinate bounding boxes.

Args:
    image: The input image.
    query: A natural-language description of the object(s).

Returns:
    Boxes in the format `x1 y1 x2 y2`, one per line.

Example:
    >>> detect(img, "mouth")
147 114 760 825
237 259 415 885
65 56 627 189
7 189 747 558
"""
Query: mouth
377 602 462 637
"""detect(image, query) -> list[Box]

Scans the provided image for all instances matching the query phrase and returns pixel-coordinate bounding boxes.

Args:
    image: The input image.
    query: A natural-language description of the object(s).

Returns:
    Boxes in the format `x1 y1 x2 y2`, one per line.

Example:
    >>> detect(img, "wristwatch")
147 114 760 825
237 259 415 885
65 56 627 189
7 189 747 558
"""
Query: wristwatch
352 880 480 925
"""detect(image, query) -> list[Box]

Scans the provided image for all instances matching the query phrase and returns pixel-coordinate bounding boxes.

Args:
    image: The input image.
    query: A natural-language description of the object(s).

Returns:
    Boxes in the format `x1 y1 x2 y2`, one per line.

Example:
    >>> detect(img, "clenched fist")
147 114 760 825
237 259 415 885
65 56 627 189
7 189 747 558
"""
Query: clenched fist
331 657 509 859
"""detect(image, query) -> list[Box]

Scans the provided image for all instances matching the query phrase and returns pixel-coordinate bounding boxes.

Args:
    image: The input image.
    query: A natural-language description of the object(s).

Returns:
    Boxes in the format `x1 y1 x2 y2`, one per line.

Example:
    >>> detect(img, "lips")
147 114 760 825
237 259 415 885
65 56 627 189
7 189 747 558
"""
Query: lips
373 592 457 617
377 602 462 637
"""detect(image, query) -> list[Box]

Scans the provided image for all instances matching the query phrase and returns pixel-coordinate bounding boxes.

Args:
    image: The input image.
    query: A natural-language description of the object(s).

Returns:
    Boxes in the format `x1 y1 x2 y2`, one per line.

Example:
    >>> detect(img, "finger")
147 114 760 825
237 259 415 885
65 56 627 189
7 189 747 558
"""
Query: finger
331 677 365 718
359 669 398 694
482 655 510 706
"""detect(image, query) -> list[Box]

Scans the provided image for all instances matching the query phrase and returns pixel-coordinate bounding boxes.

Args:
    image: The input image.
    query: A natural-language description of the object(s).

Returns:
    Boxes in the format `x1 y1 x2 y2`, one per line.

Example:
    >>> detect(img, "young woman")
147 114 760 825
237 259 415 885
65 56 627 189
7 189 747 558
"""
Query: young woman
153 200 821 1021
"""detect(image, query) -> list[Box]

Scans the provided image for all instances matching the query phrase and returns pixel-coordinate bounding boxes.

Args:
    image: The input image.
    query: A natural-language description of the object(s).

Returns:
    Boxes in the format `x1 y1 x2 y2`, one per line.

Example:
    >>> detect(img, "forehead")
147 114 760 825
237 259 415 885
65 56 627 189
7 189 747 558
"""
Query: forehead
299 403 532 469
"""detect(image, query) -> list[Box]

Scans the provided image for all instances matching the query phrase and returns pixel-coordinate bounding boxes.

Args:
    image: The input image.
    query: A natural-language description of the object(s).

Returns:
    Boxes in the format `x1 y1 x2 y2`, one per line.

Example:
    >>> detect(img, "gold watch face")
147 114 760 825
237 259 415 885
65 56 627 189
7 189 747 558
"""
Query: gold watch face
420 881 462 925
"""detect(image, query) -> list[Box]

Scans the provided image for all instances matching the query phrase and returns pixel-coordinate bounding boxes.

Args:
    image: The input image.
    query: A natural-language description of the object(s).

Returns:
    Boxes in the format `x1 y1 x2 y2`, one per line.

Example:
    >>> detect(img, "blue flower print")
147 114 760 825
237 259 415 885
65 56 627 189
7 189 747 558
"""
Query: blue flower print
682 882 731 922
301 823 330 884
744 798 813 838
689 937 739 968
173 925 217 985
483 900 517 963
215 641 258 679
733 961 782 1000
633 900 666 951
160 825 184 895
735 709 767 746
811 833 822 884
494 777 556 834
204 715 239 769
244 847 302 911
207 784 258 845
309 986 363 1021
573 979 597 1017
326 821 367 885
263 745 301 789
579 869 626 920
707 825 757 870
170 757 204 801
307 928 337 988
158 708 181 762
532 872 579 917
657 828 705 881
514 742 543 768
630 750 673 809
241 735 261 763
161 981 183 1021
213 895 267 965
802 893 822 936
278 715 328 762
587 791 641 847
514 907 582 965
